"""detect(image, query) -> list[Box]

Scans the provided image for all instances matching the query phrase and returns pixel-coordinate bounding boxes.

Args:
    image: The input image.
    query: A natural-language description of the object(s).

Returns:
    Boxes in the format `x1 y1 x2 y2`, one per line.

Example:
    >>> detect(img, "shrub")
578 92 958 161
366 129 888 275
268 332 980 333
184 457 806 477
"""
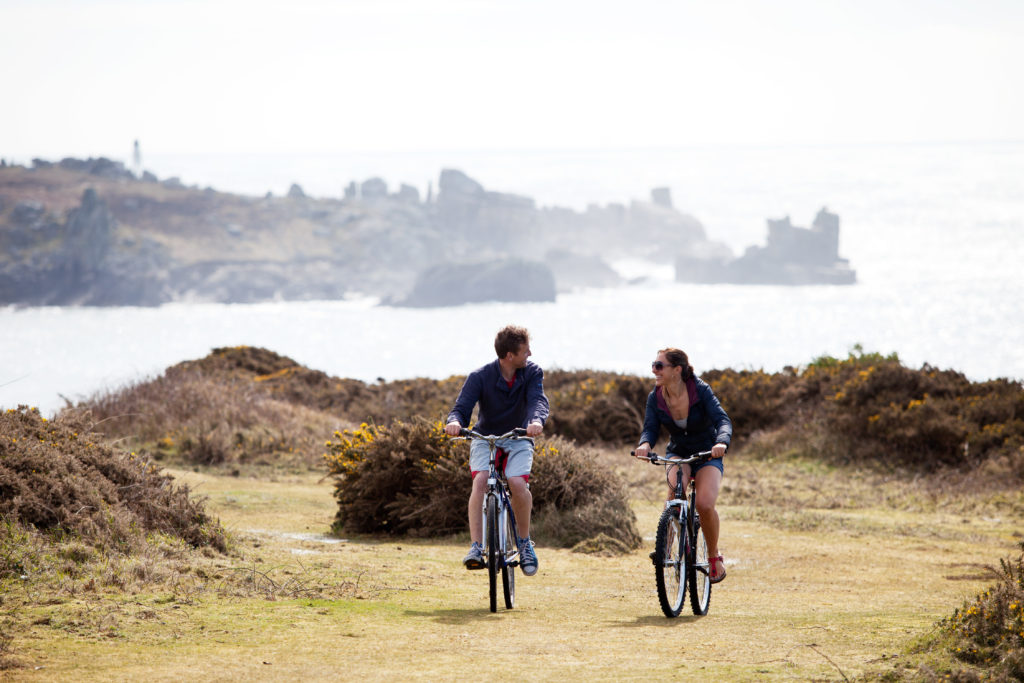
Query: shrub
529 436 641 550
175 346 464 424
702 367 799 438
325 419 468 536
544 370 649 444
75 345 1024 478
926 543 1024 681
0 406 226 553
78 364 342 468
803 351 1022 468
325 419 641 551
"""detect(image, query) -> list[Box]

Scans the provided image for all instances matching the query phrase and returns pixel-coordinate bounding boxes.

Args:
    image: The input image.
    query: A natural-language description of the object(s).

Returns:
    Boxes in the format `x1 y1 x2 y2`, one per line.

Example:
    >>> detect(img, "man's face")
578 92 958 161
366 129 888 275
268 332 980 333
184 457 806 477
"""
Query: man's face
506 343 531 368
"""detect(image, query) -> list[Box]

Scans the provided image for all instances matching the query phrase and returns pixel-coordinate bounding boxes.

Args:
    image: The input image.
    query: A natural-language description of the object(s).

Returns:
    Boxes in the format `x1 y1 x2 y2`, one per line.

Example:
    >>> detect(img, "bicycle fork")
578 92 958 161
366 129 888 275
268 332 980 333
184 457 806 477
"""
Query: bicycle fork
663 499 689 562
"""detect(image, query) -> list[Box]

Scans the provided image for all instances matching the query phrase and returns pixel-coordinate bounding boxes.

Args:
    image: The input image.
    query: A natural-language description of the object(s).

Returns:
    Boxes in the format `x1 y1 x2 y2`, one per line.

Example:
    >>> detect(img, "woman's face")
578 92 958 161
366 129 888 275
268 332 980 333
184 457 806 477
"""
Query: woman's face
652 352 680 386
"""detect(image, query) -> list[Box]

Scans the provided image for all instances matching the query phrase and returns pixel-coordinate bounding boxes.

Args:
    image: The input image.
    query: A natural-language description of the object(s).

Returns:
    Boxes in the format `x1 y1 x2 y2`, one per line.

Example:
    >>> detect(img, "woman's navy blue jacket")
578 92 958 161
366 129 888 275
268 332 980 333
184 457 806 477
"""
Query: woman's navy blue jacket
447 360 550 436
639 377 732 455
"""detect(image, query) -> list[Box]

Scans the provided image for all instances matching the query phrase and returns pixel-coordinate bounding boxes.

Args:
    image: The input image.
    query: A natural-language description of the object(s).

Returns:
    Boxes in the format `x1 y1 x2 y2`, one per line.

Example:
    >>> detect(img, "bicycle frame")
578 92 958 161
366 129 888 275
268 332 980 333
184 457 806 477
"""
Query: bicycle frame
483 449 521 570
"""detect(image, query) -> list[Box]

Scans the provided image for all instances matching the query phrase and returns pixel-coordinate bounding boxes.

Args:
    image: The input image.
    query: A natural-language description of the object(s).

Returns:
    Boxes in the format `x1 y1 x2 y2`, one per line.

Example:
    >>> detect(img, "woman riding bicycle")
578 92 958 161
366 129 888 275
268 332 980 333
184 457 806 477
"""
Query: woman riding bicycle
632 348 732 583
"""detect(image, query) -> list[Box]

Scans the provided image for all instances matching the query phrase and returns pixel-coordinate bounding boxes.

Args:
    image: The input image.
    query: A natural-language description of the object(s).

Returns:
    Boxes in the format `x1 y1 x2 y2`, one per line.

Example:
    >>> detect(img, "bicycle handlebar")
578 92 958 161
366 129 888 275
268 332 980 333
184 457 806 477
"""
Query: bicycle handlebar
630 450 713 466
453 427 534 445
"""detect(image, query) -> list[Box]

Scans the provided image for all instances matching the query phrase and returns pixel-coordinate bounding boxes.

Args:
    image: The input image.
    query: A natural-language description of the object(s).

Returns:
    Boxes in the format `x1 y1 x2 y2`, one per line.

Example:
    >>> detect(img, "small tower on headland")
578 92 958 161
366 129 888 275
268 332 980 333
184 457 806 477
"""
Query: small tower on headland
132 139 142 178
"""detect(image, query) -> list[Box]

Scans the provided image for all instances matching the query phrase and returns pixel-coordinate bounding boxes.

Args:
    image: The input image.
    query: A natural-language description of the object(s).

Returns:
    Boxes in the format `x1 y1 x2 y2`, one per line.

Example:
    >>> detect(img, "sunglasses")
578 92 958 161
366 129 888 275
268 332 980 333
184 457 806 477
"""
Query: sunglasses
651 361 673 371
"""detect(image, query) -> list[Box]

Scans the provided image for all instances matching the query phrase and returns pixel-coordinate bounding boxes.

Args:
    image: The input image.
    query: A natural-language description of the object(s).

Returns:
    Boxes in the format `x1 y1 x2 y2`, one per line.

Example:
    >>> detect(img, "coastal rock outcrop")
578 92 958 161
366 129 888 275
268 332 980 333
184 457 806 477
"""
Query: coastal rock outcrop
392 259 557 307
675 208 856 285
1 156 857 307
544 249 623 292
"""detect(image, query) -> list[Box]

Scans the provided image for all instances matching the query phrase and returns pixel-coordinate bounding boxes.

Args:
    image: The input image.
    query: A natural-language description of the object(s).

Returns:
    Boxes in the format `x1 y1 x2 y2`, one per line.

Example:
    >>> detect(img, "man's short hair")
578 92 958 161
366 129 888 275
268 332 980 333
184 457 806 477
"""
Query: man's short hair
495 325 530 358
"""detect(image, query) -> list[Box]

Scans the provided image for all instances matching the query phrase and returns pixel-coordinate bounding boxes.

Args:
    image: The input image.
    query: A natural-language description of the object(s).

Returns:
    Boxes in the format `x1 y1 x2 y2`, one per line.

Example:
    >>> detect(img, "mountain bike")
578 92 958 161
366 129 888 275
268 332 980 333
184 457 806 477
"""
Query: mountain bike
632 450 714 617
454 427 532 613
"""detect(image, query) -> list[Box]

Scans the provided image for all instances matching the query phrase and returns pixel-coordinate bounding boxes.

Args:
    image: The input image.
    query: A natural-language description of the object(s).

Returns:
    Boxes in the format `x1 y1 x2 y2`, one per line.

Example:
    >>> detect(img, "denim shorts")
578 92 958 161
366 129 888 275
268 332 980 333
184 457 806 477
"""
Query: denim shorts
667 454 724 478
469 437 534 478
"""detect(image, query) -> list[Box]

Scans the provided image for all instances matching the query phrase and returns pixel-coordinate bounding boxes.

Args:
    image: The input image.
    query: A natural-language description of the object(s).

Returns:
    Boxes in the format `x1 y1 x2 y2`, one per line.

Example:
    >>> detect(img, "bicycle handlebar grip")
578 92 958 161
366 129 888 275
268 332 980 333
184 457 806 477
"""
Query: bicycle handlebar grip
512 427 527 437
629 449 661 464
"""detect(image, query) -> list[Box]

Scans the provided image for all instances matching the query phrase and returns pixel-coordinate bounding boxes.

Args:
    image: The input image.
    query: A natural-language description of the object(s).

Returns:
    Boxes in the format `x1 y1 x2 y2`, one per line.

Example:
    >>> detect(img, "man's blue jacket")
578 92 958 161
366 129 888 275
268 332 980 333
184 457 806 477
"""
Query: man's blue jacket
446 360 550 436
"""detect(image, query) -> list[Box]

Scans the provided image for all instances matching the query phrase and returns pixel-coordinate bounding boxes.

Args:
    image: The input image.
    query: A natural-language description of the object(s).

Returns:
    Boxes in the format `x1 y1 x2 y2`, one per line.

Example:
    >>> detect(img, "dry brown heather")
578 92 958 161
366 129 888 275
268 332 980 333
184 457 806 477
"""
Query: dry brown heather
79 346 1024 474
0 346 1021 679
0 407 224 551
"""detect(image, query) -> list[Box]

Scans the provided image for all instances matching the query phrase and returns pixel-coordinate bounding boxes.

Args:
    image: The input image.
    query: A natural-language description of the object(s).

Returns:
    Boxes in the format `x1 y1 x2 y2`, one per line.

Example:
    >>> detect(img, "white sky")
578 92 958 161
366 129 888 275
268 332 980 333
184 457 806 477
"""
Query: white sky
1 0 1022 160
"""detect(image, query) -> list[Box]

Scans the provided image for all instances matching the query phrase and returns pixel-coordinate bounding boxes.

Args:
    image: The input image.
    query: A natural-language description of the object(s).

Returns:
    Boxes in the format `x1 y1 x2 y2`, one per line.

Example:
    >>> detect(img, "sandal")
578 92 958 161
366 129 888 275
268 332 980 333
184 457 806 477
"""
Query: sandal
709 555 727 583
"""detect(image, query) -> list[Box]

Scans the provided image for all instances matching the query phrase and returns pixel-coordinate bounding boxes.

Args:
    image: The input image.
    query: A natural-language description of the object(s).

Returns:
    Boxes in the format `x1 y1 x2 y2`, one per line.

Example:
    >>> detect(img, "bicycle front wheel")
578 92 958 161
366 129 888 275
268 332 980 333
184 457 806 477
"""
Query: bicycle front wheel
486 495 499 613
689 515 711 615
501 506 515 609
654 506 687 618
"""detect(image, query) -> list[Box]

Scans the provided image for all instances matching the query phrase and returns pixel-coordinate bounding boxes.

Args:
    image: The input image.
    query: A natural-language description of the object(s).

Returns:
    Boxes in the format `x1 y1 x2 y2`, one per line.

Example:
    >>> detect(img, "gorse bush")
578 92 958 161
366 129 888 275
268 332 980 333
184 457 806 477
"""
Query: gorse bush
701 367 799 437
325 419 467 537
544 370 649 444
528 435 641 550
798 349 1023 468
324 418 640 551
916 543 1024 682
705 347 1024 470
0 406 225 554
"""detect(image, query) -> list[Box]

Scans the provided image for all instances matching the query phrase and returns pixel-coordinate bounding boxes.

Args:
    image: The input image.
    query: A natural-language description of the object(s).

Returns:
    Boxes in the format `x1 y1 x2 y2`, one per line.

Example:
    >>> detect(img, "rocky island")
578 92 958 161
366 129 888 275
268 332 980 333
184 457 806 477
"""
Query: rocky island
675 207 856 285
0 156 855 307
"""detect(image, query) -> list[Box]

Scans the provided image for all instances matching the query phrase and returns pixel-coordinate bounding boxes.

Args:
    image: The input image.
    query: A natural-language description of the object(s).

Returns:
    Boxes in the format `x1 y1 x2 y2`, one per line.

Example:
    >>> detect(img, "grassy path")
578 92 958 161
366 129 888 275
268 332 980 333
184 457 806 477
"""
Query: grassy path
7 460 1019 682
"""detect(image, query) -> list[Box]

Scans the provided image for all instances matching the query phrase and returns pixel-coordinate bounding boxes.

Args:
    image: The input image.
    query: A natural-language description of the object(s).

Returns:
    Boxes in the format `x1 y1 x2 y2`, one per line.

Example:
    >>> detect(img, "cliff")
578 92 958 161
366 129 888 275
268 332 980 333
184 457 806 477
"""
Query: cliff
0 157 853 307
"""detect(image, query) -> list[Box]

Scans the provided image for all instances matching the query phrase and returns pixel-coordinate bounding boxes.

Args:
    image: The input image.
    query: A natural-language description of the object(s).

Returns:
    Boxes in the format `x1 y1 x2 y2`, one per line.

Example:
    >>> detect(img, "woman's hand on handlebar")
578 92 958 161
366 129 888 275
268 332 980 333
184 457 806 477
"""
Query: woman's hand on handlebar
711 443 727 459
632 443 651 460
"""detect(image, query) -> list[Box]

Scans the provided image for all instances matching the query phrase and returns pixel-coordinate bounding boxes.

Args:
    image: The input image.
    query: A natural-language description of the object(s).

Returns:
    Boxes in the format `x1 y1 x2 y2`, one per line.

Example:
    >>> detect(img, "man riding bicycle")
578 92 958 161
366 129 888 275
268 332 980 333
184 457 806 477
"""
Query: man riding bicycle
444 325 549 576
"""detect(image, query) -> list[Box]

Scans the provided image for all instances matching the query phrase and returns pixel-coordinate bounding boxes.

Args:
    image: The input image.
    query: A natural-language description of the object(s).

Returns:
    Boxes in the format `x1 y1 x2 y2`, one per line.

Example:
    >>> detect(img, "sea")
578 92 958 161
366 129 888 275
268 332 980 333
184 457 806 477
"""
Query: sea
2 142 1023 416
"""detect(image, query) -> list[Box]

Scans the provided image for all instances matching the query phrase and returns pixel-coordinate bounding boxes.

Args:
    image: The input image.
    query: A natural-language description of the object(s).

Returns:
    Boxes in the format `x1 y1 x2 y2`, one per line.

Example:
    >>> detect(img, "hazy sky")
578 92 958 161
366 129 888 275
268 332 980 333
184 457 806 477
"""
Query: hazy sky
2 0 1022 160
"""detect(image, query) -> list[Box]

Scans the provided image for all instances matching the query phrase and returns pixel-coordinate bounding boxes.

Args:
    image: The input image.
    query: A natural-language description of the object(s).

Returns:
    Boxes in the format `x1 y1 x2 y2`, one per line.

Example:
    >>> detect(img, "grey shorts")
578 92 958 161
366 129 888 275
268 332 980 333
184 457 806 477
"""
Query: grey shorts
469 437 534 479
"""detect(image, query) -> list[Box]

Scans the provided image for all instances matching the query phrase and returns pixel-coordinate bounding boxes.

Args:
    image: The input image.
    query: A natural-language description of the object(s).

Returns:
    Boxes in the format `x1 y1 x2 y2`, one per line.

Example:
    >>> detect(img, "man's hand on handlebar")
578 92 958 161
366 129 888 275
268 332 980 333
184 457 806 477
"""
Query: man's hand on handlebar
445 423 541 439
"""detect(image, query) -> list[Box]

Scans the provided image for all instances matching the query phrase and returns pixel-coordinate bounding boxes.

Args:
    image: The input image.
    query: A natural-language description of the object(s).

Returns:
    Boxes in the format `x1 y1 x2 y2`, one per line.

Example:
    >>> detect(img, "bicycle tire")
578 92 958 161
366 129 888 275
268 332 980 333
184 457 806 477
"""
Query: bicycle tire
688 514 711 615
501 505 515 609
654 505 687 618
486 494 499 613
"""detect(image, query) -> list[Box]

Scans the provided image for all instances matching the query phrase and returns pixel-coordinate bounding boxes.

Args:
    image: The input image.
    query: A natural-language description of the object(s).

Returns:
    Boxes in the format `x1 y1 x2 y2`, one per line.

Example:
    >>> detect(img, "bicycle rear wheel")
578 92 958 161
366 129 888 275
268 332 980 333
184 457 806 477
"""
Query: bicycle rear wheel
501 506 515 609
688 515 711 615
486 495 499 613
654 506 687 618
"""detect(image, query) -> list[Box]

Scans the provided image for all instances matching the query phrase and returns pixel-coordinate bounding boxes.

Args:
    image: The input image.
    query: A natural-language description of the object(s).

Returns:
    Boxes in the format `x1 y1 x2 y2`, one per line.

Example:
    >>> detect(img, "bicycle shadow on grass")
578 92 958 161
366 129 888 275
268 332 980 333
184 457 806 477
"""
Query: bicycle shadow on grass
619 614 705 627
402 608 517 625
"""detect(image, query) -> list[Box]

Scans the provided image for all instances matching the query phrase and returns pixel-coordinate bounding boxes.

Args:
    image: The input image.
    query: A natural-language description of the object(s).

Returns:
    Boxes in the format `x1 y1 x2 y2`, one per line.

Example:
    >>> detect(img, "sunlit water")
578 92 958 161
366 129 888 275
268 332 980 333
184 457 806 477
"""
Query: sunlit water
3 142 1022 415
